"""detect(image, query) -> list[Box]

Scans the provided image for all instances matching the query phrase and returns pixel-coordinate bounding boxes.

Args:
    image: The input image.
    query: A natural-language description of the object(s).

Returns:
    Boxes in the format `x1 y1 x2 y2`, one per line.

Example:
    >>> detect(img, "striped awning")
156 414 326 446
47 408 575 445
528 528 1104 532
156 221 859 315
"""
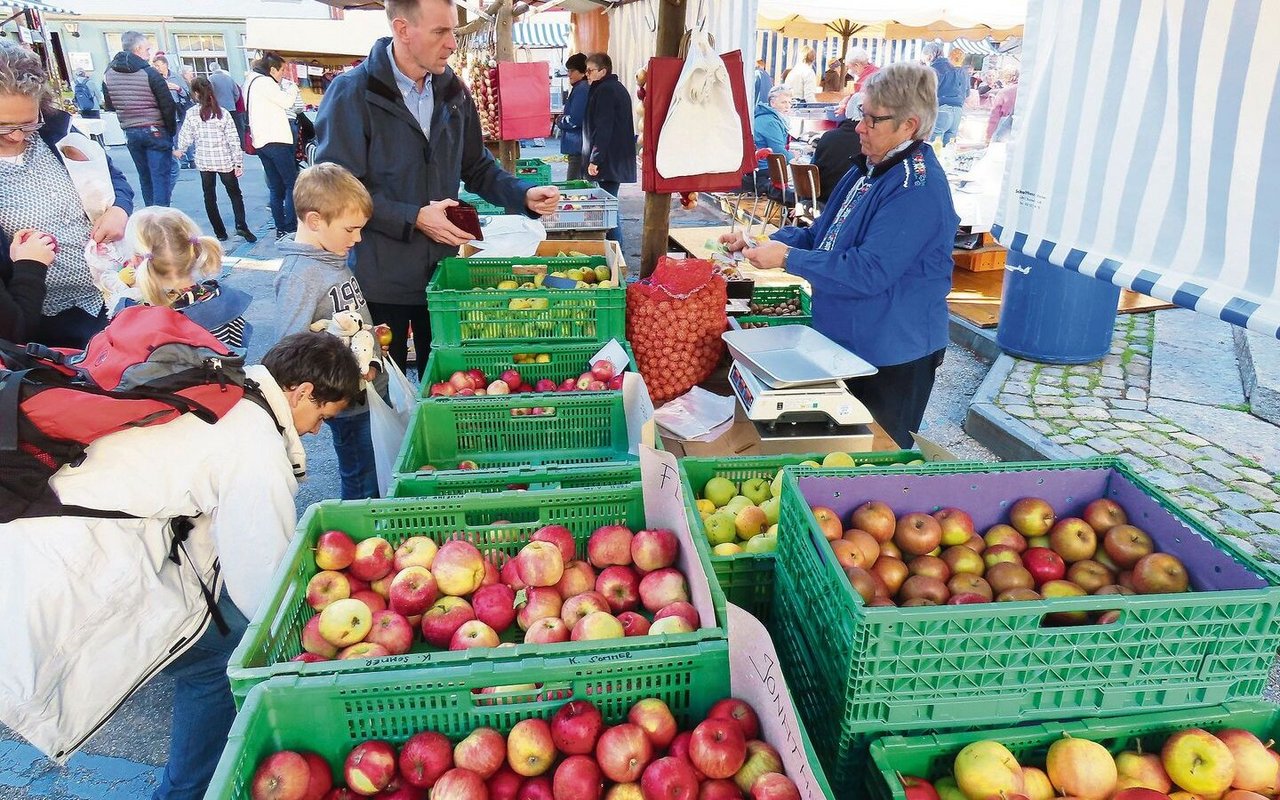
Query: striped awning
0 1 78 13
951 38 996 55
512 21 569 48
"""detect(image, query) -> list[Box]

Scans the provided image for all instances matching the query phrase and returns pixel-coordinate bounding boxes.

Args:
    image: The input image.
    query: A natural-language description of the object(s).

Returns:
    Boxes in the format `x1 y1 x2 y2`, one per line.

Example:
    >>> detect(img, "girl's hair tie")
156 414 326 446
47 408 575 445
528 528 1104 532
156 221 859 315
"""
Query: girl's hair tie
189 236 200 246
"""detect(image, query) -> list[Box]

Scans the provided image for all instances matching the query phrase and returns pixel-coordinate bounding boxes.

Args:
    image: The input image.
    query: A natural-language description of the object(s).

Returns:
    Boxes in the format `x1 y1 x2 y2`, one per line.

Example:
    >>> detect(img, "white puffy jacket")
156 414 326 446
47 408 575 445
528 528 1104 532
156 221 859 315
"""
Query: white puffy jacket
0 366 306 763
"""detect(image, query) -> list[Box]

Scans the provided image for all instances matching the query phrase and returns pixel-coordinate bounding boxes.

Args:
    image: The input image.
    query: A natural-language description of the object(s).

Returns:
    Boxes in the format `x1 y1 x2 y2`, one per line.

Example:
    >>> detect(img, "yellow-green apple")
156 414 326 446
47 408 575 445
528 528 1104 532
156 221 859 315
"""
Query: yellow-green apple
617 611 651 637
1115 747 1173 793
1022 547 1066 585
315 530 357 571
597 723 655 783
420 596 476 648
704 514 737 547
631 529 679 572
724 496 754 516
744 531 778 554
306 570 351 611
557 560 597 598
1103 525 1155 569
735 506 768 540
338 641 389 659
1022 766 1055 800
251 750 310 800
954 740 1024 800
899 575 950 605
1214 729 1278 793
741 477 772 505
398 730 453 789
700 778 745 799
769 470 785 500
986 562 1035 595
895 512 943 556
597 565 642 613
344 741 398 795
431 767 487 799
947 574 993 601
984 544 1022 569
810 506 843 542
1066 560 1114 594
370 573 395 600
588 524 635 568
562 591 611 627
318 597 373 647
553 754 603 800
349 536 395 581
524 616 569 644
851 500 897 543
1009 497 1056 538
750 772 803 800
487 766 523 800
655 601 699 630
1094 548 1122 573
508 718 556 777
297 751 332 800
641 757 699 800
846 566 879 604
639 568 689 612
649 616 694 635
517 541 565 588
760 496 782 527
571 610 625 641
933 508 976 546
604 782 643 800
516 586 563 631
350 589 386 614
532 524 577 564
703 477 737 507
1163 730 1236 799
365 610 414 655
1132 553 1189 594
450 619 499 651
1083 498 1128 535
689 718 747 779
389 565 438 616
300 615 338 658
454 727 506 779
471 583 517 632
551 700 605 755
997 587 1042 602
1049 517 1098 563
908 555 951 583
871 557 910 596
943 545 985 576
501 558 526 592
1041 580 1089 625
708 699 761 741
985 524 1028 553
630 698 679 750
1046 735 1117 800
733 739 782 792
935 776 967 800
434 540 487 596
393 535 438 571
831 539 874 572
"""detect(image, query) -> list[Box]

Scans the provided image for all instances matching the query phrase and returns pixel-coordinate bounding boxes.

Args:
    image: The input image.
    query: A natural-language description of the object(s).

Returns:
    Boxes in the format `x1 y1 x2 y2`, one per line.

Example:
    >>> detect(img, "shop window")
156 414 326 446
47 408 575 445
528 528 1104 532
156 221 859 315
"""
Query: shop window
174 33 229 78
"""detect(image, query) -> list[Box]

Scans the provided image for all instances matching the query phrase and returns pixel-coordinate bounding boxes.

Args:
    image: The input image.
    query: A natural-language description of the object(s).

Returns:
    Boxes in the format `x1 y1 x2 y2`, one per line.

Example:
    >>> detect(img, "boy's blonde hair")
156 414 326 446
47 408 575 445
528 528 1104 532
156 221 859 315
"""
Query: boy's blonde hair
126 207 223 307
293 162 374 223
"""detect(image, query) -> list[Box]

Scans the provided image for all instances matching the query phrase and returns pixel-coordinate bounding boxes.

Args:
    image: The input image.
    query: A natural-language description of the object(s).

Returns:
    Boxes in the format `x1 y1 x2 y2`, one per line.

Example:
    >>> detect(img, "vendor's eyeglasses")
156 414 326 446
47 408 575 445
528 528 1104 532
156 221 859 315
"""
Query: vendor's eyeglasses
585 66 604 76
857 105 896 129
0 113 43 137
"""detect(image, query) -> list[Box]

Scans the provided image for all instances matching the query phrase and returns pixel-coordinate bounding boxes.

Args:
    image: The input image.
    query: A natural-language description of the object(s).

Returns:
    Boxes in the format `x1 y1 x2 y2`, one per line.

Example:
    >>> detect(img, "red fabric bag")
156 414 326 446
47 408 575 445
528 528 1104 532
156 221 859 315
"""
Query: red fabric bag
497 62 552 140
626 258 727 405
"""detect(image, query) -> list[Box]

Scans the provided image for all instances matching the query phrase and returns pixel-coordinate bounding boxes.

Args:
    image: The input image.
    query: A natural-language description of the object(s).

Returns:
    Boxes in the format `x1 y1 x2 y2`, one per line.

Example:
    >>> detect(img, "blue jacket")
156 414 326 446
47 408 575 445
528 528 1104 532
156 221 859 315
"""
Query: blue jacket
315 37 533 303
772 140 958 367
558 78 589 157
582 74 636 183
930 57 967 107
752 102 790 170
753 68 773 107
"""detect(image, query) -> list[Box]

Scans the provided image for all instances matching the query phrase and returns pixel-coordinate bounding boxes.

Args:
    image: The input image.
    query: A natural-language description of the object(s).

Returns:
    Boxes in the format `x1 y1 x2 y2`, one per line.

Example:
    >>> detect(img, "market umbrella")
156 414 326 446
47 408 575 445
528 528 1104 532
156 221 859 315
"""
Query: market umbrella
884 20 1024 40
757 14 887 41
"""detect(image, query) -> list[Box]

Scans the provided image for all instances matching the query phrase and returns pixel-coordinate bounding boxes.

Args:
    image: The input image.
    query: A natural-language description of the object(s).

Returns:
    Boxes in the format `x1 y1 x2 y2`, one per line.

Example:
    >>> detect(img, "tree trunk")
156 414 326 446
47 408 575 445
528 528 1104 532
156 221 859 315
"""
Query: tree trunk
640 0 687 278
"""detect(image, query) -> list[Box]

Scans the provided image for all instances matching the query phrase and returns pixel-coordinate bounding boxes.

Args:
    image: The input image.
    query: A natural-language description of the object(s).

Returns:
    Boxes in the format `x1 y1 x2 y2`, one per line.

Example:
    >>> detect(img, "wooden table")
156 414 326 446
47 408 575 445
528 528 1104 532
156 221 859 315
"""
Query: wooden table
665 225 811 291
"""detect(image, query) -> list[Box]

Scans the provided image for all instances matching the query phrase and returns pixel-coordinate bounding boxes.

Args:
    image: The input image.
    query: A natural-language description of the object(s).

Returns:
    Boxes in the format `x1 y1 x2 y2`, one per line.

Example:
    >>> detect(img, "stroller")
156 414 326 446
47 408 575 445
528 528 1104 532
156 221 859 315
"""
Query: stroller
295 112 317 170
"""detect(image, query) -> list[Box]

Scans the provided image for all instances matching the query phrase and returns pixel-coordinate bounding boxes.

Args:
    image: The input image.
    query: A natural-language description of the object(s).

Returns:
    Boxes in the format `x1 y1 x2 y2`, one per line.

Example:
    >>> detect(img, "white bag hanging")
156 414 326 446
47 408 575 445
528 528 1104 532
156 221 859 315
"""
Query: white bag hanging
368 356 416 495
654 31 744 178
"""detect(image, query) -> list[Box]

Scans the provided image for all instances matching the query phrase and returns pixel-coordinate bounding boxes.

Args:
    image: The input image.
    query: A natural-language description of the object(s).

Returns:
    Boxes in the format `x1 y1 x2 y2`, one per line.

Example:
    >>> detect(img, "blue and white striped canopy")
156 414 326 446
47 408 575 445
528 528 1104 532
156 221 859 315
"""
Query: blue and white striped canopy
512 21 569 49
0 1 78 13
995 0 1280 339
755 31 927 80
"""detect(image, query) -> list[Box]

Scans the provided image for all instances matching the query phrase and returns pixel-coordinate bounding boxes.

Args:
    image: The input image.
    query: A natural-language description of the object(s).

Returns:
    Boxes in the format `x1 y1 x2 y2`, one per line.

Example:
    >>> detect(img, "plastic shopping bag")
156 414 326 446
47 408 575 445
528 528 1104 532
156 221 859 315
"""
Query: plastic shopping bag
57 132 115 222
655 32 744 178
368 356 416 494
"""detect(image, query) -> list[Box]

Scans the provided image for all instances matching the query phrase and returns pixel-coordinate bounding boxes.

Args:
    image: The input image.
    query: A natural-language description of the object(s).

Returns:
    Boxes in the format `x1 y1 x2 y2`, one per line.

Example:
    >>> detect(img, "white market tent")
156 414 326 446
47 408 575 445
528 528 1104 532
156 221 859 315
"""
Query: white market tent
755 0 1026 30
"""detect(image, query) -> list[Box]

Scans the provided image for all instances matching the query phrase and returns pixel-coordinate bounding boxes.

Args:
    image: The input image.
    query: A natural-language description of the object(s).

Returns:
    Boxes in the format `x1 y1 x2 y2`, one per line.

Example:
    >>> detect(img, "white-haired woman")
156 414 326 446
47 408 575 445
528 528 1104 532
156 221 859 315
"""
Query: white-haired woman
720 63 959 447
0 41 133 347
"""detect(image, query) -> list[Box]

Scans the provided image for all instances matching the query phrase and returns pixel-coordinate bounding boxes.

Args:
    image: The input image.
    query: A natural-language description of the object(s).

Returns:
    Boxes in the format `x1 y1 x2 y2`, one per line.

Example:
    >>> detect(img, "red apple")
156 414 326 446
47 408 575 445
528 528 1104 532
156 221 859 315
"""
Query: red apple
1131 553 1189 594
596 565 642 613
850 500 897 543
629 698 679 750
556 560 597 598
292 652 328 663
450 619 500 650
654 601 699 630
1083 498 1128 535
618 611 651 637
472 583 517 632
524 616 570 644
431 767 487 800
588 524 634 568
750 773 801 800
984 524 1028 553
501 558 527 592
985 562 1036 596
393 536 439 572
315 530 357 571
899 575 950 605
517 541 565 588
532 524 577 564
454 727 507 779
301 614 339 659
433 540 487 597
631 529 679 572
894 512 943 556
668 731 706 782
508 718 556 777
345 741 398 796
708 698 761 741
1009 497 1056 538
591 360 617 382
907 555 951 583
900 776 941 800
487 766 524 800
947 574 993 601
365 610 415 655
420 596 476 648
1067 560 1115 594
638 568 689 612
553 754 603 800
689 718 748 779
562 591 611 627
398 731 453 789
349 537 395 582
551 700 605 755
870 557 909 597
516 586 563 631
933 507 976 546
535 378 558 393
596 724 655 783
306 570 352 611
1022 547 1066 585
389 566 438 616
298 751 332 800
1103 524 1155 569
252 750 311 800
810 506 843 542
350 590 387 615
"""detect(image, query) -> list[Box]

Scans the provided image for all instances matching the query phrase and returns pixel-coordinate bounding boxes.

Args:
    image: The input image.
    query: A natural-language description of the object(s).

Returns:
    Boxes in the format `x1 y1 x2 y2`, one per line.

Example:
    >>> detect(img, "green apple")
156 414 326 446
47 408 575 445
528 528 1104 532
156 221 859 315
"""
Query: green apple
821 451 856 468
770 469 785 498
712 542 743 556
760 496 781 526
935 777 967 800
766 524 778 536
740 477 771 505
743 532 777 554
798 459 821 468
704 513 737 546
723 495 754 516
702 476 737 508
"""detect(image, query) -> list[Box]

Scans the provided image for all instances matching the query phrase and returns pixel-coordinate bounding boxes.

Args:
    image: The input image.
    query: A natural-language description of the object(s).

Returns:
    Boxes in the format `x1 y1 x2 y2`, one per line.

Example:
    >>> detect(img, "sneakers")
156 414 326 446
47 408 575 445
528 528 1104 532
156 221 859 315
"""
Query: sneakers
236 228 258 243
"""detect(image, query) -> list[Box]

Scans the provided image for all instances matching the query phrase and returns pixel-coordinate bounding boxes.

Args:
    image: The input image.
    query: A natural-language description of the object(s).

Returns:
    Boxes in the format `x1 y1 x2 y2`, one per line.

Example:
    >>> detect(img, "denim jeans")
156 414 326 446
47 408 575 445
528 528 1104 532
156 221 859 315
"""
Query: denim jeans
327 409 380 500
125 126 175 207
932 105 963 147
598 180 622 246
256 142 298 234
152 592 249 800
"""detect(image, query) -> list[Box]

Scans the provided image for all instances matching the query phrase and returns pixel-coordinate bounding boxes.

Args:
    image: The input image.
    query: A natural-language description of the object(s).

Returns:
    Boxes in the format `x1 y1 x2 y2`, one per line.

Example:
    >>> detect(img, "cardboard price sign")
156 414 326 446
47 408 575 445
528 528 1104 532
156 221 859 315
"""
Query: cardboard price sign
639 445 717 629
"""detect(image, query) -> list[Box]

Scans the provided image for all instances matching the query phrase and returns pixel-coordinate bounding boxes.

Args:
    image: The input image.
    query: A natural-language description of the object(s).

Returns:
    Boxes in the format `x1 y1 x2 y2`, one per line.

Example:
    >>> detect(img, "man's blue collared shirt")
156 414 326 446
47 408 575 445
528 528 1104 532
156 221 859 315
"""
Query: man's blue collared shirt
388 42 433 137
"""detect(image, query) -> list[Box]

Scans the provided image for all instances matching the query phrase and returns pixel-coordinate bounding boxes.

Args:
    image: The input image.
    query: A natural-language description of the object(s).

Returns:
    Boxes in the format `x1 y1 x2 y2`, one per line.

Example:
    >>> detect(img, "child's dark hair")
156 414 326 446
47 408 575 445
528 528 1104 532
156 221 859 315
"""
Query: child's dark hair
191 76 221 121
262 332 362 406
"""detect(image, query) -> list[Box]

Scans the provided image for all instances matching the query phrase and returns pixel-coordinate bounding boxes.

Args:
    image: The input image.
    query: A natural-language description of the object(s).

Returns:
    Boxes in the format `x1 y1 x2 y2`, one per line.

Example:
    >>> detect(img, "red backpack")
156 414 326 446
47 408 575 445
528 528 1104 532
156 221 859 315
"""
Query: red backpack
0 305 270 521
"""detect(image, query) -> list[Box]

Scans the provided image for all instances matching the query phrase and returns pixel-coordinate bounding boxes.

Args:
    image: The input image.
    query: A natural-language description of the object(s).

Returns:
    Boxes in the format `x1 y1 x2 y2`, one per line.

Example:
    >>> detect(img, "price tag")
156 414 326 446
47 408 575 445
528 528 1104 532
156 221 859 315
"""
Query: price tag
590 339 631 373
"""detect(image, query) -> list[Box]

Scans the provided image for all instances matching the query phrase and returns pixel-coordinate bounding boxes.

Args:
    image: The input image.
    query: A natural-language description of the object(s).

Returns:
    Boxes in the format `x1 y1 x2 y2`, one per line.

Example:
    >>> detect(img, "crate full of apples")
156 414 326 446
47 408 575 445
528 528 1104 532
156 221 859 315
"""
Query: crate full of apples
419 341 634 402
772 457 1280 732
228 449 726 704
869 702 1280 800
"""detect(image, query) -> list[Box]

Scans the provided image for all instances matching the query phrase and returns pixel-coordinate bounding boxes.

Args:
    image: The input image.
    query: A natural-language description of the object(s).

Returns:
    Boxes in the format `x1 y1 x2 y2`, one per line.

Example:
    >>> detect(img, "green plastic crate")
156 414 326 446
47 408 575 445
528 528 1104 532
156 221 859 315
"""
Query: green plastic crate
735 285 813 329
868 702 1280 800
419 341 635 399
515 157 551 184
389 462 642 498
774 457 1280 738
678 451 921 619
228 481 728 704
210 641 731 799
427 257 624 346
461 180 598 215
393 392 635 475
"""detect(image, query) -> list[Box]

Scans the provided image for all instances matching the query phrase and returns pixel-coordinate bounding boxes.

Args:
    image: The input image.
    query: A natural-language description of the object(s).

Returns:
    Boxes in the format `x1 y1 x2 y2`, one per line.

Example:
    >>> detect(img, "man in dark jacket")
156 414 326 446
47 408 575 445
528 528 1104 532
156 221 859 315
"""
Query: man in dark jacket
558 53 589 181
209 63 245 140
812 101 863 204
103 31 176 207
582 52 635 245
315 0 560 370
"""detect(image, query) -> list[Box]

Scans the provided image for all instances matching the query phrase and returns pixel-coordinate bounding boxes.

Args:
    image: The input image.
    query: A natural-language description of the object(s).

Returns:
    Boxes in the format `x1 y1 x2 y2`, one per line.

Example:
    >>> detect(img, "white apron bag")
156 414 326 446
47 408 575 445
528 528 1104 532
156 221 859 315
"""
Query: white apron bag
654 31 744 178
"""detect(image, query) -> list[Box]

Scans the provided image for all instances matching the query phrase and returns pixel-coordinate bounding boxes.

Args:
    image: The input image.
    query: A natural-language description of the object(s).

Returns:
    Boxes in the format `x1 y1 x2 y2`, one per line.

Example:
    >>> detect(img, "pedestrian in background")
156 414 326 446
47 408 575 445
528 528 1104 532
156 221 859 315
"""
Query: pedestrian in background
72 68 99 119
922 42 967 146
783 45 818 102
102 31 177 207
244 52 301 239
175 77 256 243
753 58 773 107
558 53 589 181
209 63 244 140
582 51 635 245
821 57 845 92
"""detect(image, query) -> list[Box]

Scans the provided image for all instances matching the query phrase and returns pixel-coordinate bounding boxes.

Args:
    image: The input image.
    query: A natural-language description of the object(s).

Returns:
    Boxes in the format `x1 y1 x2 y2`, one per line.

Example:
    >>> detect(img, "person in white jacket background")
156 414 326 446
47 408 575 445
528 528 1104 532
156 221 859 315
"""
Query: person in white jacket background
783 45 818 103
244 52 302 238
0 331 360 800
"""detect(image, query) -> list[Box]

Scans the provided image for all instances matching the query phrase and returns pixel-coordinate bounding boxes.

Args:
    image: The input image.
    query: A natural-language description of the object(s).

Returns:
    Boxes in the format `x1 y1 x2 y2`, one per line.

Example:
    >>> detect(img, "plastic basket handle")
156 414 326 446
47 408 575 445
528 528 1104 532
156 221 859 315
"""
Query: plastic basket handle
465 681 573 709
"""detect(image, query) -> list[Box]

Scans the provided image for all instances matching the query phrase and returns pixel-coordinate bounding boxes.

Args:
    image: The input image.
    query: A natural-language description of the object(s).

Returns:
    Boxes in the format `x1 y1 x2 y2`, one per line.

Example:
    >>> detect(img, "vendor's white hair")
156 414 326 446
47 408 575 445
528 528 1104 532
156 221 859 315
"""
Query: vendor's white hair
845 47 871 65
863 62 938 141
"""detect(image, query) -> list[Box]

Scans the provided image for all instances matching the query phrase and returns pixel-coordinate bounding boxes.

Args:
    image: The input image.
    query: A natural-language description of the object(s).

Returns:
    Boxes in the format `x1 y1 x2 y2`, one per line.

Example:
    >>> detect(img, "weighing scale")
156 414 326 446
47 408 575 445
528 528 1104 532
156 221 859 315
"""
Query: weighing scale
722 327 879 454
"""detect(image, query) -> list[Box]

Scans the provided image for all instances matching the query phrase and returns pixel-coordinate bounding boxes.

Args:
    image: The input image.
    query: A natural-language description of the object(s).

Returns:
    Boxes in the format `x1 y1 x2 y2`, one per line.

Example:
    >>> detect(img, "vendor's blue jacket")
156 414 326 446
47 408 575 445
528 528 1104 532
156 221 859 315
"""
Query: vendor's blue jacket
752 102 790 170
772 140 958 367
558 78 588 157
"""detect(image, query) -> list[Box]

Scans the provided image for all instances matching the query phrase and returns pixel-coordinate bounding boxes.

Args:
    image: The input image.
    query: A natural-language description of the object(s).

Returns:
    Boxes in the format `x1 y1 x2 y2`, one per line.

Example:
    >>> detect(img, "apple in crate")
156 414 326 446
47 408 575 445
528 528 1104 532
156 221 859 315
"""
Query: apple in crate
751 772 803 800
562 591 611 627
251 750 311 800
641 757 699 800
700 779 743 799
554 754 604 800
420 596 476 648
552 700 605 755
531 524 577 563
638 568 689 612
810 506 843 542
1009 497 1056 538
849 500 896 543
984 524 1027 553
591 360 617 382
472 583 517 631
488 766 523 800
649 616 694 635
571 610 624 640
519 775 555 800
338 642 389 660
454 727 506 779
517 541 565 587
1083 498 1128 534
516 586 563 630
596 724 654 783
524 616 570 644
1113 747 1172 793
1102 524 1154 569
399 730 453 790
431 767 487 800
1163 730 1236 798
654 601 699 630
306 570 351 611
631 528 679 572
1046 734 1117 800
1022 548 1066 585
1215 729 1279 794
954 740 1023 800
629 698 678 750
315 530 357 571
596 566 641 613
1049 517 1098 563
434 539 487 596
1132 553 1189 594
450 619 500 650
393 536 439 571
588 524 634 568
365 610 414 655
617 611 650 637
895 512 943 556
734 739 782 793
933 508 975 546
689 717 747 779
317 598 373 647
508 718 556 777
557 560 597 598
300 615 338 658
389 566 438 616
345 741 398 795
349 536 394 582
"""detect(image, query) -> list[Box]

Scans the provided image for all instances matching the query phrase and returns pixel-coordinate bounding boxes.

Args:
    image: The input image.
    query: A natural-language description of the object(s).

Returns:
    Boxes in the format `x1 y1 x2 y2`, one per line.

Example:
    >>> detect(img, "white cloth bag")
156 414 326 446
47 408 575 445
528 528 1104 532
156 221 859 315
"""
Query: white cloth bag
368 356 416 495
654 31 744 178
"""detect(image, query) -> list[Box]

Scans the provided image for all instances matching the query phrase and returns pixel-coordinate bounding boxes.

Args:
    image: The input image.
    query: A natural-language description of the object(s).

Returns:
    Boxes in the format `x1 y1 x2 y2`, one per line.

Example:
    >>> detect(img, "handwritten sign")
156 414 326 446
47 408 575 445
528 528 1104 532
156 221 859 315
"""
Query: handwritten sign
623 372 656 453
640 445 718 630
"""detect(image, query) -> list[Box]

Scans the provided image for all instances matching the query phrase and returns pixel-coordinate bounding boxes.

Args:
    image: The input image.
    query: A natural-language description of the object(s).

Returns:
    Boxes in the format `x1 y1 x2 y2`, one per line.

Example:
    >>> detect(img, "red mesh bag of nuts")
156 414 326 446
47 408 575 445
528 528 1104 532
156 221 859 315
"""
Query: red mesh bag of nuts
626 257 728 405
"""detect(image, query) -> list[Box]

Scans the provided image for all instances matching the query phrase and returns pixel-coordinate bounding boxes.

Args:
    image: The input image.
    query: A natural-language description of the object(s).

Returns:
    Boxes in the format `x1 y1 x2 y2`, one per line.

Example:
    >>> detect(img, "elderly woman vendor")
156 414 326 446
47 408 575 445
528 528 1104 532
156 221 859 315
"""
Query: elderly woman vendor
721 62 959 447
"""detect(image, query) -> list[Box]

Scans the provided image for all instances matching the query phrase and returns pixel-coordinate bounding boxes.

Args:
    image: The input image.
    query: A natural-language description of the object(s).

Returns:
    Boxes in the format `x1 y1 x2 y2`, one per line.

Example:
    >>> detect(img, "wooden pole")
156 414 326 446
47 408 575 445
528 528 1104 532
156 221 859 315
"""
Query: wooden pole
640 0 687 278
493 0 520 173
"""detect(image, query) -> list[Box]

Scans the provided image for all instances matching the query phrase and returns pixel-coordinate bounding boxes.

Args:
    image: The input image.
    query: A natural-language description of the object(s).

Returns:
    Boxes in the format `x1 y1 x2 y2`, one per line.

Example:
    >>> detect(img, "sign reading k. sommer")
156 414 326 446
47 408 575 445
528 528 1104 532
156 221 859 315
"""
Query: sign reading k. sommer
994 0 1280 338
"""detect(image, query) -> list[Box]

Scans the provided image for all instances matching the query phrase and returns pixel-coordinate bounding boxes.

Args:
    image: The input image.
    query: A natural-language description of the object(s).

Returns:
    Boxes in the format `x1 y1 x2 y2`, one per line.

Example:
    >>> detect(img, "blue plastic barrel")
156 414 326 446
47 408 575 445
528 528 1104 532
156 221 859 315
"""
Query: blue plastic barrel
996 252 1121 364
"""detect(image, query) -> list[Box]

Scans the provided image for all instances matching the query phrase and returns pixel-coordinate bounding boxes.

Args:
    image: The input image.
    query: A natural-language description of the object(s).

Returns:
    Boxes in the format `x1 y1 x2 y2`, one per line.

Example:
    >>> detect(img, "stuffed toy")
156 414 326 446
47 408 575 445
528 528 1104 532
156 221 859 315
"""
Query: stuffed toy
310 311 377 379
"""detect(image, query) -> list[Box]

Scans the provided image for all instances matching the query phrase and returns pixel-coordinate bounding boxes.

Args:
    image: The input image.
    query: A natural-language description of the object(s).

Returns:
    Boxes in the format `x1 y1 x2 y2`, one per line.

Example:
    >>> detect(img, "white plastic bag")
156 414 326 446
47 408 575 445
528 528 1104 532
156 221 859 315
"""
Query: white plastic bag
655 31 744 178
368 356 416 494
56 132 115 222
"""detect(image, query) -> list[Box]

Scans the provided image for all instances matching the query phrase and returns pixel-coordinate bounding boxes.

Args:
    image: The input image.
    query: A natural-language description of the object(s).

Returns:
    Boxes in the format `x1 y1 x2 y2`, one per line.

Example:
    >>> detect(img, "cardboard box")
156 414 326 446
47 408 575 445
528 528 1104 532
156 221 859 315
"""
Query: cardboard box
460 238 626 273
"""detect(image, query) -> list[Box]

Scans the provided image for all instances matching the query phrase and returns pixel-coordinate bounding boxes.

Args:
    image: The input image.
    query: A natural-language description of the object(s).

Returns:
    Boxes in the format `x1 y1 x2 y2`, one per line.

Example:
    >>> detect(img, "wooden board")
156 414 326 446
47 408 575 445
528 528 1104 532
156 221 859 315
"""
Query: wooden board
948 268 1178 329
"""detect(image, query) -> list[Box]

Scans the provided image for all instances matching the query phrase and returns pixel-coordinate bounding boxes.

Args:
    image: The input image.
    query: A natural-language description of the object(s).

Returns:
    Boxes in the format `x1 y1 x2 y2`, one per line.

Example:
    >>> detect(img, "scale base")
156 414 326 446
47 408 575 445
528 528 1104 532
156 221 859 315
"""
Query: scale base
751 419 876 456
